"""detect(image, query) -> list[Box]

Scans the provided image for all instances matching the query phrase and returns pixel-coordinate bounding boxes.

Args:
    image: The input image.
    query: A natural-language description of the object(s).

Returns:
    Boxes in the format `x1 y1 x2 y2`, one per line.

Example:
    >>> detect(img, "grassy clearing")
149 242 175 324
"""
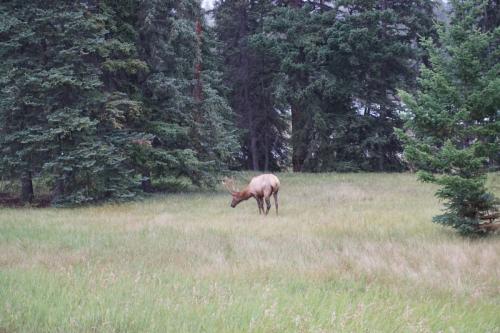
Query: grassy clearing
1 173 499 332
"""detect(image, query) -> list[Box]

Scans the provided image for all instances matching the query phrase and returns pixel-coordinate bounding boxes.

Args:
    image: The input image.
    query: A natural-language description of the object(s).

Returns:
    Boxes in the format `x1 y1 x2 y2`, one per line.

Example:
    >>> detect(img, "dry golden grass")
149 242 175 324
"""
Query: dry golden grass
0 172 499 332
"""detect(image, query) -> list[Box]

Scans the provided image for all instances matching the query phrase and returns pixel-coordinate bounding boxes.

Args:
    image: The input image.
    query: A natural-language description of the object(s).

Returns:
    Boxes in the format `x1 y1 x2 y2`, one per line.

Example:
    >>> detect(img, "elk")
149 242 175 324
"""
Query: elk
222 174 280 215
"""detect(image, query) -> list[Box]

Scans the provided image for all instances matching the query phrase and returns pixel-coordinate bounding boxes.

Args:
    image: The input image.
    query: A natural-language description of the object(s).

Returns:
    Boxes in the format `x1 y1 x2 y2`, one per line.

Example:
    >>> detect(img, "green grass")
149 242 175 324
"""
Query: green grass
1 172 499 332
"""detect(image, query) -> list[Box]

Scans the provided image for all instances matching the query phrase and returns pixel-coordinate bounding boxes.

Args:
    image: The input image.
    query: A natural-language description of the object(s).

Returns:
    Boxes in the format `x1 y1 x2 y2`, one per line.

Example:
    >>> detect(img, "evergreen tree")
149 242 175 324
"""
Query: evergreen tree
261 0 435 171
0 3 44 203
398 0 500 235
263 3 345 171
214 0 289 171
136 0 239 187
0 0 238 205
0 1 139 204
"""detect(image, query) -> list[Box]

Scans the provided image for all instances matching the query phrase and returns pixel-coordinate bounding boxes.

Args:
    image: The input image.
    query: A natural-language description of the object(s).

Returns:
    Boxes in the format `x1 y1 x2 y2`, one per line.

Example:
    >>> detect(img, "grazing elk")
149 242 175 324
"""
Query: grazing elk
223 174 280 215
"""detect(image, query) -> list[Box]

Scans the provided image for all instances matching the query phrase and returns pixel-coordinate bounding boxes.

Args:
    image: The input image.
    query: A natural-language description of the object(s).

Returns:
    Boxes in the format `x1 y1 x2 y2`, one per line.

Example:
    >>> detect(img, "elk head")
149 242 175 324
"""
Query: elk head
222 177 244 208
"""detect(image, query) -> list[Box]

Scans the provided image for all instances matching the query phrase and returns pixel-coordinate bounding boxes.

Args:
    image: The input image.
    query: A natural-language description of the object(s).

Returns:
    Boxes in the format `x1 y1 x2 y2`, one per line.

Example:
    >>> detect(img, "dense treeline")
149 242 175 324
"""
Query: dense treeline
0 0 498 227
0 0 238 204
215 0 435 172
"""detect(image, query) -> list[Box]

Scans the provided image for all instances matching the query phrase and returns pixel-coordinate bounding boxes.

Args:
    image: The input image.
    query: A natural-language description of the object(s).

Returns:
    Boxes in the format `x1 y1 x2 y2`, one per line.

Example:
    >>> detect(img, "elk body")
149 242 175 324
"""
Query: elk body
223 174 280 215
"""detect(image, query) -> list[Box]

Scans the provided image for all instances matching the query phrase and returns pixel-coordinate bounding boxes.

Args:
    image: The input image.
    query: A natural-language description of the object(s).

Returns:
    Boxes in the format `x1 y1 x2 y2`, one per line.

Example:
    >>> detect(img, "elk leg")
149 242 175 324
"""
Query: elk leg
259 196 265 215
273 191 279 215
258 197 265 215
256 197 262 214
265 197 271 215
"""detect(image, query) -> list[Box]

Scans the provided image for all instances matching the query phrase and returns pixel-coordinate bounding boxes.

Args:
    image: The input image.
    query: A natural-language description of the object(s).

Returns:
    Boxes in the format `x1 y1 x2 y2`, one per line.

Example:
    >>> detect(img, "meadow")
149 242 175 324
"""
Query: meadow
0 173 499 332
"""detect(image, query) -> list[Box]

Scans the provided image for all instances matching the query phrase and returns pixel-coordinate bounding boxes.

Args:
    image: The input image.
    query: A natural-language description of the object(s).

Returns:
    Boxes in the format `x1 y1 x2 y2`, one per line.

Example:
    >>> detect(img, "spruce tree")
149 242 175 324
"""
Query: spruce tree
0 1 138 204
398 0 500 235
1 0 238 205
214 0 289 171
135 0 239 187
260 0 435 172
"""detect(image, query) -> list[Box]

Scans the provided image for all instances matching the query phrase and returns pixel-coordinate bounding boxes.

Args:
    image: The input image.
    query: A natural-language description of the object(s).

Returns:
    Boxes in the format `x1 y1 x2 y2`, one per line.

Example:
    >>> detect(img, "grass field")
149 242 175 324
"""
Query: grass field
1 173 499 332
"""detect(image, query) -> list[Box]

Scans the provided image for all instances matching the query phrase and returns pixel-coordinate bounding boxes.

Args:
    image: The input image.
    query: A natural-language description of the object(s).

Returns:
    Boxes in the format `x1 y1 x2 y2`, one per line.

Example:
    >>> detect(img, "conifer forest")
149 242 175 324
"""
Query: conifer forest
1 0 499 234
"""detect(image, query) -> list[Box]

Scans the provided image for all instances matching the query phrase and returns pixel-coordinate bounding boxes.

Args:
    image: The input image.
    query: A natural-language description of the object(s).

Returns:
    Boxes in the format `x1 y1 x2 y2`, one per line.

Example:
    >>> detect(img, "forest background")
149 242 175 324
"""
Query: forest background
0 0 498 234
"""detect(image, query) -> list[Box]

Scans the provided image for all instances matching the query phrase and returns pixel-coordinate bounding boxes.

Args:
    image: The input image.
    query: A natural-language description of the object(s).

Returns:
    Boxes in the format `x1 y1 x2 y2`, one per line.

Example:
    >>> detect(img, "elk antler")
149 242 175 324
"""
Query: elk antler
222 177 238 194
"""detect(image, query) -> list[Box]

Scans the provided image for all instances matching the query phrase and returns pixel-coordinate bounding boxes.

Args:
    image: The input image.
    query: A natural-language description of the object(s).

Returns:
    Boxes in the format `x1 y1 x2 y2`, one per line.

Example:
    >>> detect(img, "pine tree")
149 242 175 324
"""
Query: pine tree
398 0 500 235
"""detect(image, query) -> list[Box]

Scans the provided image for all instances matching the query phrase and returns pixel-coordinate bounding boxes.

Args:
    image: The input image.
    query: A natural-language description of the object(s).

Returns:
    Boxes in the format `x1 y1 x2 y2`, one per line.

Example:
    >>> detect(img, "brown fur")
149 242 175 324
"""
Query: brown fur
223 174 280 215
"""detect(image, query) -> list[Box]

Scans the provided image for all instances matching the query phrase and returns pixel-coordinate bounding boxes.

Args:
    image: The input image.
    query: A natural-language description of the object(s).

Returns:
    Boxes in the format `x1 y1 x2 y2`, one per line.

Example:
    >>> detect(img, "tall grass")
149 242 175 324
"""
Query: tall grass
1 173 499 332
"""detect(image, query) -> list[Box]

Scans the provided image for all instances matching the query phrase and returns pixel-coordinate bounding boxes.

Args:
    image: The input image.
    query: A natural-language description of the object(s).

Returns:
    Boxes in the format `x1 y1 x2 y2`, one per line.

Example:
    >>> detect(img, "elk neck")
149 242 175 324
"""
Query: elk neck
236 187 253 200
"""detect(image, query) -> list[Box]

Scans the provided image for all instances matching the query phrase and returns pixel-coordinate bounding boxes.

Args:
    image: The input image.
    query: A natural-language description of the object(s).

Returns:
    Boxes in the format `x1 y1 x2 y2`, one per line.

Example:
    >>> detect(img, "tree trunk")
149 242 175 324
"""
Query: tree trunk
52 176 64 204
291 103 302 172
286 0 306 171
264 133 270 171
142 172 153 193
378 142 384 171
20 171 34 204
238 3 260 171
193 19 203 103
245 74 259 170
250 131 260 171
